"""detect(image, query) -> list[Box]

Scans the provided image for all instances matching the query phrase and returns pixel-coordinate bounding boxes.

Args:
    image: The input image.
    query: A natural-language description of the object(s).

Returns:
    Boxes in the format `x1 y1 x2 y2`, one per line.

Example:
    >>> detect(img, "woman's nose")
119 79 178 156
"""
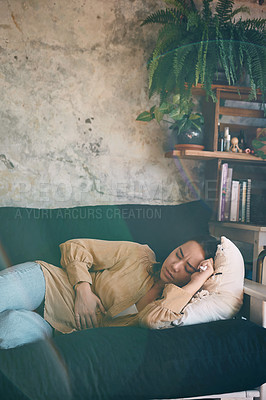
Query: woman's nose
171 261 182 272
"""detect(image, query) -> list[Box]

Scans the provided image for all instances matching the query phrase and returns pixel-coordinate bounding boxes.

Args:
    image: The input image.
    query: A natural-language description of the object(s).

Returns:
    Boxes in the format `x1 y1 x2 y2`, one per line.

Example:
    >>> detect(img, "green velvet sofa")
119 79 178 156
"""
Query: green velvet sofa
0 201 265 400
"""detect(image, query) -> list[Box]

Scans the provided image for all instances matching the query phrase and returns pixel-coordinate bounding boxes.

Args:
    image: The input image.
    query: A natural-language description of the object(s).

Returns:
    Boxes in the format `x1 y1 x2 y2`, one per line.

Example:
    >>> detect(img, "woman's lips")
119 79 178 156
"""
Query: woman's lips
165 268 174 281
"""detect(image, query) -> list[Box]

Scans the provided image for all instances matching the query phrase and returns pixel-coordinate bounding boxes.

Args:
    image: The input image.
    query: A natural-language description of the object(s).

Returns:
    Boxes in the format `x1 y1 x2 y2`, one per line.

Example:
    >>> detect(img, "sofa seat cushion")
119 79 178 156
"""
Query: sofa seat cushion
0 319 265 400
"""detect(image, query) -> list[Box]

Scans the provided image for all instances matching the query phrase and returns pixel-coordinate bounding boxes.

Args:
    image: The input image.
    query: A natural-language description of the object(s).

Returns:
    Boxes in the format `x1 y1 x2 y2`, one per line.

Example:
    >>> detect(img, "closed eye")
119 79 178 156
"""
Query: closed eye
178 247 197 274
185 266 194 275
176 250 192 274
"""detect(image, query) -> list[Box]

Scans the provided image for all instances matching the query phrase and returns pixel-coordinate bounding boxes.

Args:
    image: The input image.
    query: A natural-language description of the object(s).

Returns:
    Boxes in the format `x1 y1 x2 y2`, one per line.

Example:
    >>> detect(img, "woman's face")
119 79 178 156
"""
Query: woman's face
160 241 205 286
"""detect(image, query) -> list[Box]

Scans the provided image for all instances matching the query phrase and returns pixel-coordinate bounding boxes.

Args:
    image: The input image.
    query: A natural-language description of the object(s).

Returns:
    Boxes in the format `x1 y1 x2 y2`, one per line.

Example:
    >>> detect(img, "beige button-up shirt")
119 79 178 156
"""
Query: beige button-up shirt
37 239 192 334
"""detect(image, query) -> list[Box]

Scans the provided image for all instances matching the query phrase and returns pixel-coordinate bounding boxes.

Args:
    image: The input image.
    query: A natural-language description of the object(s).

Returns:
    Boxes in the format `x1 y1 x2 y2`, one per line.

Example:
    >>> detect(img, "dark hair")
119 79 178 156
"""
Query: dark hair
148 234 220 280
189 234 220 259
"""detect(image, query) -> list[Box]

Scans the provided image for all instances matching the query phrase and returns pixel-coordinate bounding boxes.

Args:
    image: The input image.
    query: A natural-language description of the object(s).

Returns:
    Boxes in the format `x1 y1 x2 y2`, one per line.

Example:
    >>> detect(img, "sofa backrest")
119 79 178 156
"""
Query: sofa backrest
0 201 211 268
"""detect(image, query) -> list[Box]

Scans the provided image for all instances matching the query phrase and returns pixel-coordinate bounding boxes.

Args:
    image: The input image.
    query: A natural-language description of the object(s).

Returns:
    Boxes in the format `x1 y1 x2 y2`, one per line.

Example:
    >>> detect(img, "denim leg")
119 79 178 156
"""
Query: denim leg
0 262 52 349
0 309 53 349
0 262 45 312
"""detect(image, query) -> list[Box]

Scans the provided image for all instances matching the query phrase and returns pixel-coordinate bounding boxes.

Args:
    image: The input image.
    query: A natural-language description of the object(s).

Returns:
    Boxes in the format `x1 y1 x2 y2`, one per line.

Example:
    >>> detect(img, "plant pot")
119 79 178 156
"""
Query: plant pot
174 144 205 150
212 65 228 85
175 128 205 150
212 63 250 87
237 70 251 87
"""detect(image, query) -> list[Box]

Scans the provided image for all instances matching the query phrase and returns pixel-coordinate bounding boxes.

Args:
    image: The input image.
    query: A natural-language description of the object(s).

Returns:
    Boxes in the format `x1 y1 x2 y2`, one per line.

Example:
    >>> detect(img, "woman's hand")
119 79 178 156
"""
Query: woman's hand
74 282 106 330
183 258 214 296
191 258 214 282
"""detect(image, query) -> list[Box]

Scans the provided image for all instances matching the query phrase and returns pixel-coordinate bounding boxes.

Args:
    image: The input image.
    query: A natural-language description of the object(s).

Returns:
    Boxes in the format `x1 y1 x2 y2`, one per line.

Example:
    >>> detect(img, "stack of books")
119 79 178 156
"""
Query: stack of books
217 163 251 223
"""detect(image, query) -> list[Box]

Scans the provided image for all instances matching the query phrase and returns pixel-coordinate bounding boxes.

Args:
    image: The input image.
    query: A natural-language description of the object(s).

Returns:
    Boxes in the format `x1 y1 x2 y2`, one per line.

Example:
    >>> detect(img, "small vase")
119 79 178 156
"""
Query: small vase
175 128 205 150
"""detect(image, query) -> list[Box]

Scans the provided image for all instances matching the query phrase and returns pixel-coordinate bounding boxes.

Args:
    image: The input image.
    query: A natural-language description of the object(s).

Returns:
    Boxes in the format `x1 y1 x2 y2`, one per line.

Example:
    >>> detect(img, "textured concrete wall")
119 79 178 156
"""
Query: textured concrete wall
0 0 204 208
0 0 263 208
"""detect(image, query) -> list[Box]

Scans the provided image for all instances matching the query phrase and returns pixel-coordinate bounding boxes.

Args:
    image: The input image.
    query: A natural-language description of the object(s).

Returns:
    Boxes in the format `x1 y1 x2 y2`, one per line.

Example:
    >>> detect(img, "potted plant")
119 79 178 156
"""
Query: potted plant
137 0 266 142
137 96 205 149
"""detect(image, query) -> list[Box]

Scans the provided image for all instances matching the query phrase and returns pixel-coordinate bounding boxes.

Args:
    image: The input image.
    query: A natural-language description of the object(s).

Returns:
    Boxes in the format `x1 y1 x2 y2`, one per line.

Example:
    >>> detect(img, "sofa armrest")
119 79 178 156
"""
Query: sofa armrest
243 278 266 328
244 279 266 301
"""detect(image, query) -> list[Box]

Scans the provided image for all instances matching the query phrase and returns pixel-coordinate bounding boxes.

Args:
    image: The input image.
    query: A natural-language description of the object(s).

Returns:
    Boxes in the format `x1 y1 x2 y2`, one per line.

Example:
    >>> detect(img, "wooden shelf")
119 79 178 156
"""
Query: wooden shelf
209 221 266 231
219 106 264 118
191 84 265 151
168 84 266 283
192 84 263 99
165 149 266 163
219 91 263 102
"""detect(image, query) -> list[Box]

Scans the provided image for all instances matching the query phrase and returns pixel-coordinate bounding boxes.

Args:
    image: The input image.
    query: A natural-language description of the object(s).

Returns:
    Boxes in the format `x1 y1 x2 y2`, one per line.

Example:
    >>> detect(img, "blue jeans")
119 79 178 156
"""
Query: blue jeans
0 262 53 349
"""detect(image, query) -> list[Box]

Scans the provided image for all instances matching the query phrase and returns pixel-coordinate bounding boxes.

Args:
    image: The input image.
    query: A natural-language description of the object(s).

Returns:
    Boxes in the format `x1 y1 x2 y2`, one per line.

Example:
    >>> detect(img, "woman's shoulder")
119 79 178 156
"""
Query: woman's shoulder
59 238 157 263
61 238 153 250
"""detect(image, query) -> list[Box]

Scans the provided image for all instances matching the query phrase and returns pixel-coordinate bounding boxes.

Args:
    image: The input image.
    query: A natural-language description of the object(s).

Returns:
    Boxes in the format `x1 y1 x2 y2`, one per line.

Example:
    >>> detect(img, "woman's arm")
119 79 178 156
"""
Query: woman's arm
60 239 122 329
60 239 111 329
60 239 145 329
182 258 214 295
138 259 214 329
60 239 144 287
60 240 94 287
74 282 106 329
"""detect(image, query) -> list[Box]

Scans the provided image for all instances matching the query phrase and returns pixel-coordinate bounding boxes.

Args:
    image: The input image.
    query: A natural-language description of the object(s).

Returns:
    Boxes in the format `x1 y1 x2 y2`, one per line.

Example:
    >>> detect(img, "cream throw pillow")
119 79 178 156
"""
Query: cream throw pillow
173 236 245 326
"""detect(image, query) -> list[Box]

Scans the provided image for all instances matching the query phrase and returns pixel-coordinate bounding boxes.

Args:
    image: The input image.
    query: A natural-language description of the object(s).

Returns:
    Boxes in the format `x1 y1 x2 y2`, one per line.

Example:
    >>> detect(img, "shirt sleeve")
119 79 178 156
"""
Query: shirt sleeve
137 283 193 329
59 239 95 287
59 239 147 289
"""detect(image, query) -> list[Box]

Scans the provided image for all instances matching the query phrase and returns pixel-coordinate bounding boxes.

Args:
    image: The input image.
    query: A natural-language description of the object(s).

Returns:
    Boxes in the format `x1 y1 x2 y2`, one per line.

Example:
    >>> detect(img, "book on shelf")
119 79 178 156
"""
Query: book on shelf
246 178 251 223
239 180 247 223
217 166 252 223
230 180 240 222
224 167 233 221
217 163 228 221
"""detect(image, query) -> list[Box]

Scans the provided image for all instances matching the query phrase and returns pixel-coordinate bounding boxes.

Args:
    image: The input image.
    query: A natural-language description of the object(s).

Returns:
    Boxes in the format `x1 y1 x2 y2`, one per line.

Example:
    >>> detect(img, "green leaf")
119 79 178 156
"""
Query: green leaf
252 139 266 149
158 102 173 114
178 119 187 132
169 108 182 120
231 6 250 19
190 120 203 131
141 8 181 26
136 111 154 122
189 113 201 120
154 108 164 122
172 94 180 104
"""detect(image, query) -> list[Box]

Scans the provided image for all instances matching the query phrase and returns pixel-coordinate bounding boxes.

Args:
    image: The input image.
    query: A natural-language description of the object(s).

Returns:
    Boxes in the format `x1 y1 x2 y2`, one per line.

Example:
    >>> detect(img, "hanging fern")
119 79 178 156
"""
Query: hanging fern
241 18 266 31
215 0 235 24
147 23 180 89
202 0 212 21
195 39 204 85
234 23 245 68
173 46 191 82
218 32 232 85
204 41 219 101
151 52 176 98
164 0 195 15
187 11 200 30
141 9 181 26
201 34 210 84
231 6 250 19
245 43 264 99
226 25 238 84
137 0 266 123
